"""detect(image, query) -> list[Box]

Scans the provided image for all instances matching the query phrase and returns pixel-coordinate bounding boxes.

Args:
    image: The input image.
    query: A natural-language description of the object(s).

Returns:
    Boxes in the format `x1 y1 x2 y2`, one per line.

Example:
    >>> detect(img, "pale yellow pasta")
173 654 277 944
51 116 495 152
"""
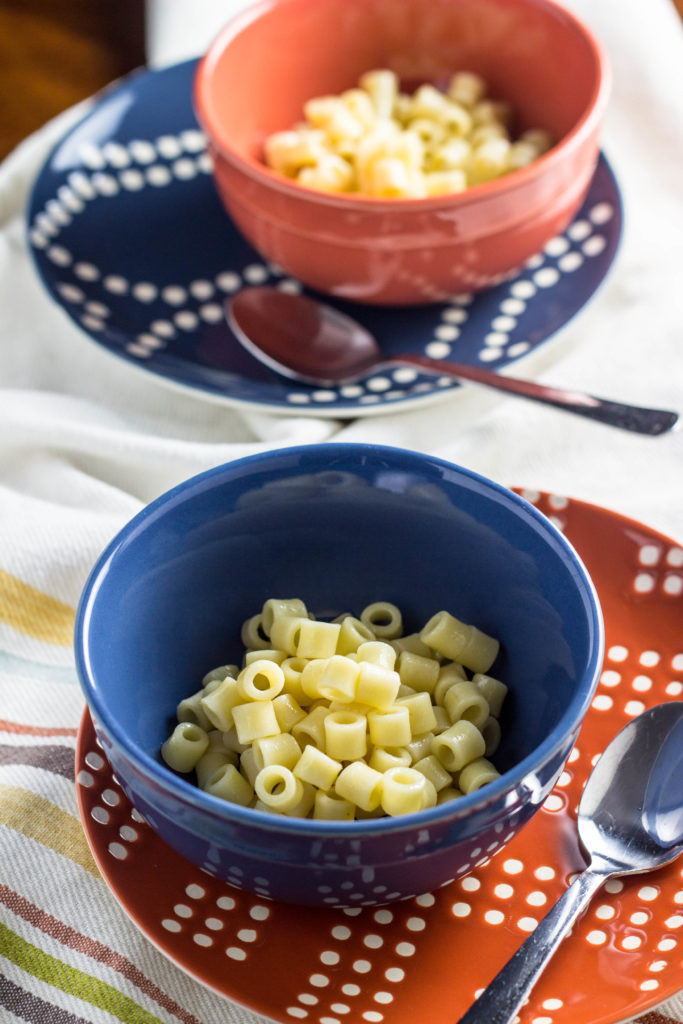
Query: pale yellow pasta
254 765 304 812
360 601 403 639
316 654 360 702
232 700 280 744
397 650 440 693
161 722 209 773
355 662 401 709
425 169 468 196
367 705 412 747
243 648 287 666
431 719 486 773
336 615 375 654
165 596 508 818
419 610 499 673
404 731 436 763
298 155 355 193
458 756 501 793
201 664 238 686
272 692 307 732
261 597 308 635
324 710 367 760
356 640 396 670
468 137 512 184
447 71 487 108
412 753 453 793
269 615 308 655
432 705 450 732
390 632 433 658
433 663 468 705
203 762 253 806
262 67 551 198
443 679 490 730
296 619 341 659
397 691 438 735
368 746 412 772
240 613 270 651
473 672 509 718
237 659 285 701
280 656 309 703
239 745 260 786
481 715 502 757
313 790 355 821
437 785 464 804
294 744 342 790
359 68 398 119
335 761 383 812
253 732 301 772
381 766 437 816
195 749 235 789
176 690 213 731
292 704 329 749
200 676 242 731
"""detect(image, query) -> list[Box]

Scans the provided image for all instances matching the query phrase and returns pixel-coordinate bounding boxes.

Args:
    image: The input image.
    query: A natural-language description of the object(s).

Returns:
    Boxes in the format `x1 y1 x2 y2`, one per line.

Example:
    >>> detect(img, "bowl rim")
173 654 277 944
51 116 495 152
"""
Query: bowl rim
193 0 612 212
75 442 605 836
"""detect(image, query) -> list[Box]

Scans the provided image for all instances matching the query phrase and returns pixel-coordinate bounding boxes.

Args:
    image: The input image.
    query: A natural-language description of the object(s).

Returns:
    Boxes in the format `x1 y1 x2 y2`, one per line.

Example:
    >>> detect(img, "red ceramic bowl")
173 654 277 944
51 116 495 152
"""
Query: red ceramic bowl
194 0 610 305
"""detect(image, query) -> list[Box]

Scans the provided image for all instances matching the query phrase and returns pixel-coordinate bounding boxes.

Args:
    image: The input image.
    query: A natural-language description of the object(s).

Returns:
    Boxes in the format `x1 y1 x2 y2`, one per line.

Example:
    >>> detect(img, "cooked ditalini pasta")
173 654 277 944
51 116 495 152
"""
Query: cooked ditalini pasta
162 596 509 820
357 640 397 670
237 659 286 701
255 765 305 811
431 719 486 773
199 676 242 731
294 744 342 790
458 756 502 793
232 699 280 744
337 615 375 654
419 610 499 673
360 601 403 639
204 762 253 806
381 766 437 816
443 679 490 730
314 790 355 821
161 722 209 773
324 710 368 761
397 650 440 693
473 672 509 718
367 705 412 747
262 69 552 197
335 761 383 812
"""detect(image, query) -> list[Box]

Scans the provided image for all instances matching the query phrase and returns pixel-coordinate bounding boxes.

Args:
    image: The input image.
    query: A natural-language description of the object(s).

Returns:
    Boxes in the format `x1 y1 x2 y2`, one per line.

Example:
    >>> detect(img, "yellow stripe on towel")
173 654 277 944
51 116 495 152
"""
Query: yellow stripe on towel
0 783 99 877
0 569 75 647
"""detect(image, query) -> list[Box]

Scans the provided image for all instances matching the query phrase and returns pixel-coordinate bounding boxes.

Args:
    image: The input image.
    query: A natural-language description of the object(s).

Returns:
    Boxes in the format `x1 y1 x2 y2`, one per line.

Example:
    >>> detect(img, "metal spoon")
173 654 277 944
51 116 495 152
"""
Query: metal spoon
457 700 683 1024
227 287 678 434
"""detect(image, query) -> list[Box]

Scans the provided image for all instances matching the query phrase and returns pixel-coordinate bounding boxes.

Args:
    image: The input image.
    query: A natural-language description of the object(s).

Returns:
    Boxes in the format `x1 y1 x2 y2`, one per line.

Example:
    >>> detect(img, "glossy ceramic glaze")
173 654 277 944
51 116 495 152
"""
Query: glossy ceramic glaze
194 0 610 304
74 444 603 906
76 491 683 1024
26 59 622 417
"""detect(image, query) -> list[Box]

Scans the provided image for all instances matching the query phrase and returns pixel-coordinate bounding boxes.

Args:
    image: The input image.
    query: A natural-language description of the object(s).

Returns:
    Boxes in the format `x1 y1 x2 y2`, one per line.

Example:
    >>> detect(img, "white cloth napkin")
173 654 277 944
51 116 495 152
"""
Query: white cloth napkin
1 1 682 1022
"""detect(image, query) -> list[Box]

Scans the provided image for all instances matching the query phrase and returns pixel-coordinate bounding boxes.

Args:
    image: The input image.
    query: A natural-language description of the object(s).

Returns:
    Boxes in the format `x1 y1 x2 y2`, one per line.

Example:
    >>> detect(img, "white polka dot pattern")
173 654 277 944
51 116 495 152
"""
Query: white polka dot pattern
28 59 623 417
77 489 683 1024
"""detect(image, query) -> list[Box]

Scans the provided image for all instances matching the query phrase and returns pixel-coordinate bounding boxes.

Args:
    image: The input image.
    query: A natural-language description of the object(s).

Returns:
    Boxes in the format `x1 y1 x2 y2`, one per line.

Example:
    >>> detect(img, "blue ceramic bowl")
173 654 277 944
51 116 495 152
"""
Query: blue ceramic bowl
75 444 603 907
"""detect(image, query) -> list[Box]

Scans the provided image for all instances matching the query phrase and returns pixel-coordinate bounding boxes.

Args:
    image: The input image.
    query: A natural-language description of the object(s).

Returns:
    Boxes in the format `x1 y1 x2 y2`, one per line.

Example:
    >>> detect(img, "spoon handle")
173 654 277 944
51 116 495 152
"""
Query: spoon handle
393 356 678 435
456 868 607 1024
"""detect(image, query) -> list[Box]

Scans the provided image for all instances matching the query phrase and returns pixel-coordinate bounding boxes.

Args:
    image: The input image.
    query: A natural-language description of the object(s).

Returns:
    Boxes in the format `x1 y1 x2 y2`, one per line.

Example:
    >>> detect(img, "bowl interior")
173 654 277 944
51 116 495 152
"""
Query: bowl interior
198 0 603 166
79 446 601 789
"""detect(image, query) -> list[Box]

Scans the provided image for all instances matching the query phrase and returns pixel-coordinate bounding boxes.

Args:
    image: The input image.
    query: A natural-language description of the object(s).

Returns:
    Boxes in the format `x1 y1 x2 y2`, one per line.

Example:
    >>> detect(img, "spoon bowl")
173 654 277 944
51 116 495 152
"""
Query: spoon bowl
457 700 683 1024
228 287 678 435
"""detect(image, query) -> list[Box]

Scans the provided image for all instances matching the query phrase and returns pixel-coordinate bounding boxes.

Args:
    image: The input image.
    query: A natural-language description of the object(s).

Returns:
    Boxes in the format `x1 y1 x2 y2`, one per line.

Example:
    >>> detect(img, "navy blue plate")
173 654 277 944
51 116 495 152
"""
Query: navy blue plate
27 59 623 417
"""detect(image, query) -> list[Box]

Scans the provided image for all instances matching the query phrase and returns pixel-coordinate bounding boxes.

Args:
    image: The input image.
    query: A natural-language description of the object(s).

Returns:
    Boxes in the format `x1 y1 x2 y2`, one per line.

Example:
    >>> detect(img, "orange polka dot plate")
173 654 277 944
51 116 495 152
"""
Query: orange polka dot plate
76 492 683 1024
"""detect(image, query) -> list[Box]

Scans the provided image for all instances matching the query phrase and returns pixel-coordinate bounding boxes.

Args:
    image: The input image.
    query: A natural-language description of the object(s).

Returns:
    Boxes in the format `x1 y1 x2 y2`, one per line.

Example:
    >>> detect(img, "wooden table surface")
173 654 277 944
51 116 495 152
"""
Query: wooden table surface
0 0 145 159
